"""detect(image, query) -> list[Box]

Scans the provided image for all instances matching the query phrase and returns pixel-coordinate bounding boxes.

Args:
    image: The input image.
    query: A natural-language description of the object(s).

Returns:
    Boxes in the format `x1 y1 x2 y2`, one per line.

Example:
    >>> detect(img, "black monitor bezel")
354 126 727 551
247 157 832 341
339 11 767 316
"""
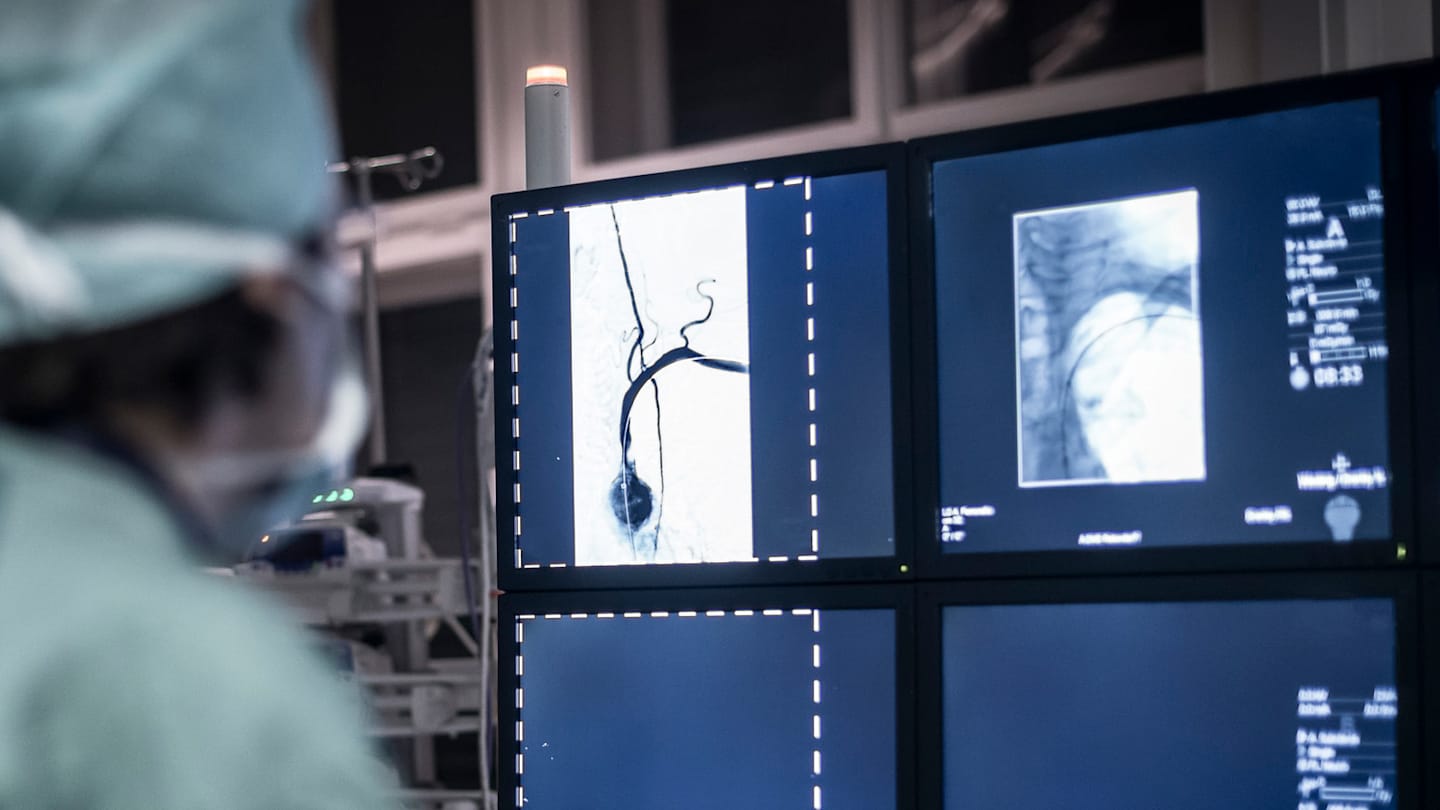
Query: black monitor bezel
492 143 915 591
497 584 916 810
1402 67 1440 569
908 62 1423 579
916 571 1422 810
1422 572 1439 808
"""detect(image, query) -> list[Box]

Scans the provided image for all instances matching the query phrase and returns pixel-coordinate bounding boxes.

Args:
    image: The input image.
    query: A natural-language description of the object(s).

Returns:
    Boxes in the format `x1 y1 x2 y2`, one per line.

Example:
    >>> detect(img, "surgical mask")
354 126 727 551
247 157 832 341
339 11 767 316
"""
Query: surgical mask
180 358 369 554
174 254 371 555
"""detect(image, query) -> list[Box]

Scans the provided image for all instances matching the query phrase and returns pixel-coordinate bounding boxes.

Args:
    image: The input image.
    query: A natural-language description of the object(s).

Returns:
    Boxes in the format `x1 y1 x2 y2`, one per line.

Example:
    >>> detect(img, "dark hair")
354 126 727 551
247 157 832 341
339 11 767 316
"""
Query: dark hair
0 287 279 430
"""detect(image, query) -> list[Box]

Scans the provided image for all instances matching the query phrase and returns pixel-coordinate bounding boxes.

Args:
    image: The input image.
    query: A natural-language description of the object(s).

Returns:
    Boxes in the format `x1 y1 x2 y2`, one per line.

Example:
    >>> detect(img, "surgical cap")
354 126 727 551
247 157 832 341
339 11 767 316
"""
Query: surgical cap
0 0 336 346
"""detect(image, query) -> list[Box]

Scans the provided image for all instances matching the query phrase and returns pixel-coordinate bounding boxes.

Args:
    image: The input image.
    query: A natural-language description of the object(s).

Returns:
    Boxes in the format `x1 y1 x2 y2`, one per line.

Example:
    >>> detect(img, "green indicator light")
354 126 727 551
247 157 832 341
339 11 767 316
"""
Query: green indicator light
341 487 355 502
313 495 324 504
326 490 340 503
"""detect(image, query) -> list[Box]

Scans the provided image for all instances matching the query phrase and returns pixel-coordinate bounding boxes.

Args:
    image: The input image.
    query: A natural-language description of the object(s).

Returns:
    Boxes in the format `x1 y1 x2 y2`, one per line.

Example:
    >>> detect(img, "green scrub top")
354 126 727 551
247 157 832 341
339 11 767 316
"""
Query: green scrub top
0 426 398 809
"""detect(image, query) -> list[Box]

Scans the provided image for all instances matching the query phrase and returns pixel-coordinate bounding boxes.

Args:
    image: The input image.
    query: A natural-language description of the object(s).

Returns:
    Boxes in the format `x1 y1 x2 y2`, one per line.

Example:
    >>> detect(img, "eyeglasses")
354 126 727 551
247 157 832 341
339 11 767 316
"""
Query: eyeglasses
281 228 352 316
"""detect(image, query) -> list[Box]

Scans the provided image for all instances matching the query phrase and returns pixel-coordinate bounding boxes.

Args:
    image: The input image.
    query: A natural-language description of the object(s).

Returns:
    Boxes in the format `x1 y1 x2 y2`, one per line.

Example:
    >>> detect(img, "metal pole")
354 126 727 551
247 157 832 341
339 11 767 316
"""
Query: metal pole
353 160 388 468
328 147 440 470
327 145 443 789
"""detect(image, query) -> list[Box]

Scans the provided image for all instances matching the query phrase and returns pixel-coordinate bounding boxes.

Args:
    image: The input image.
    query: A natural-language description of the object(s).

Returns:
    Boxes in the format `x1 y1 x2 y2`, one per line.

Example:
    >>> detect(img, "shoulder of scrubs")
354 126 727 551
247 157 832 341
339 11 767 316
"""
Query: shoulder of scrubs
0 428 398 810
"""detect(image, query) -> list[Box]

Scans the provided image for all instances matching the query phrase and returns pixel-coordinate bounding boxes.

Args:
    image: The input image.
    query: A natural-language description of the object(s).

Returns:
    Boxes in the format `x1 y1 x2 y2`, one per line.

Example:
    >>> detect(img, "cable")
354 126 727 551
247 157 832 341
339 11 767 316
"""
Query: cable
472 331 498 810
453 348 492 806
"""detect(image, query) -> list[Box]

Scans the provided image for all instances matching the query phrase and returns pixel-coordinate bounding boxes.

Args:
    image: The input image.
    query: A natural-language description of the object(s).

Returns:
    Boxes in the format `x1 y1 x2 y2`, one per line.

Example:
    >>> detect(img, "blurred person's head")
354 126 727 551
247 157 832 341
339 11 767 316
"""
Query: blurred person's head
0 0 365 552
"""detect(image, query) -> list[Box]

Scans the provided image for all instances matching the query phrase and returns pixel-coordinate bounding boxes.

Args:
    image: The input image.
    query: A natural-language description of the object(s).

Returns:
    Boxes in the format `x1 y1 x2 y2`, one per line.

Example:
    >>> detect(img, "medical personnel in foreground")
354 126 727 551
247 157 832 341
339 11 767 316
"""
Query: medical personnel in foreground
0 1 396 807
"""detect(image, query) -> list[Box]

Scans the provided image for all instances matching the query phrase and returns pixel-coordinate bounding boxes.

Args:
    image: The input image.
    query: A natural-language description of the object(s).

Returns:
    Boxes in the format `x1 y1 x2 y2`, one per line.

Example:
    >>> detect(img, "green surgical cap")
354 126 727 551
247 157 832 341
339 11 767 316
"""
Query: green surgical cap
0 0 337 345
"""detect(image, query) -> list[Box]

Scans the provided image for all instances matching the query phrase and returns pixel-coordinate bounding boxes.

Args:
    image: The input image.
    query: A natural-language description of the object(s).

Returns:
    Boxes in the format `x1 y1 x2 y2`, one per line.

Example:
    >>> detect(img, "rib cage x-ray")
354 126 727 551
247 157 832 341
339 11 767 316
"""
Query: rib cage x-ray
569 187 753 565
1014 189 1205 487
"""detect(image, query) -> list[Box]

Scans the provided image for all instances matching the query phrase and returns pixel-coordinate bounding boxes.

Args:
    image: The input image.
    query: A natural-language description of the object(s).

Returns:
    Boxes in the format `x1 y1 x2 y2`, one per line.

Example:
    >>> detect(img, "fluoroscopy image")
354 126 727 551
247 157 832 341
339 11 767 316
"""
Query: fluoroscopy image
933 99 1390 552
1014 189 1205 487
568 188 754 565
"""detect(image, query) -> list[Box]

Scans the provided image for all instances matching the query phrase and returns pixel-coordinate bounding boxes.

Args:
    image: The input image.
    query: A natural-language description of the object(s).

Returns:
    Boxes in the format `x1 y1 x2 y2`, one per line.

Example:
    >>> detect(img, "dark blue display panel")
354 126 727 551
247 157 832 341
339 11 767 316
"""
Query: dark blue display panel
932 100 1392 554
515 608 896 810
508 170 894 569
942 598 1399 810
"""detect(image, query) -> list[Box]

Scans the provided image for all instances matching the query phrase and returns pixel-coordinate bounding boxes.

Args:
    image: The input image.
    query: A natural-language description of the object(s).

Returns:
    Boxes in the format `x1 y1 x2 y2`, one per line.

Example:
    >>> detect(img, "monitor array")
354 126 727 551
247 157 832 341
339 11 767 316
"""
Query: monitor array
493 62 1439 810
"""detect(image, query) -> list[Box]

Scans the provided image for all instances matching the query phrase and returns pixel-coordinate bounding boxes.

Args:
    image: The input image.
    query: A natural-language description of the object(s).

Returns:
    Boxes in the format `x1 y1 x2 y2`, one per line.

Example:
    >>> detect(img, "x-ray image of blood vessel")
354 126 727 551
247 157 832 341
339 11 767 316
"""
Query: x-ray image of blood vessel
568 187 754 565
1014 189 1205 487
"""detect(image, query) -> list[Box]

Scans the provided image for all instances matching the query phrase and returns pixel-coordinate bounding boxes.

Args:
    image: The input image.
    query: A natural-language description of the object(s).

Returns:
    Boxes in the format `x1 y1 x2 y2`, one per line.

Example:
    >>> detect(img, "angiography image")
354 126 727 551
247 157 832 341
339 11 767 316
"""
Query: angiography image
569 187 754 565
1014 189 1205 487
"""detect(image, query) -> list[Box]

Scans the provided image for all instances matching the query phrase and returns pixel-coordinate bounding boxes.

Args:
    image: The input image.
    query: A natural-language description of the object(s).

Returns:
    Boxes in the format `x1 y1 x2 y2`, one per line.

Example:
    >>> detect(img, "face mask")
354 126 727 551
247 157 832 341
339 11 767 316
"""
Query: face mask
182 357 369 554
175 255 370 556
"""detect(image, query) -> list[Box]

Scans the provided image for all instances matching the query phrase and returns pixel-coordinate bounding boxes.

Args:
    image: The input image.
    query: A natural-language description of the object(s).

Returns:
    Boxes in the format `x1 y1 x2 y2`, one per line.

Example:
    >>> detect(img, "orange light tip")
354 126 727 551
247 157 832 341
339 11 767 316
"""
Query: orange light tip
526 65 569 87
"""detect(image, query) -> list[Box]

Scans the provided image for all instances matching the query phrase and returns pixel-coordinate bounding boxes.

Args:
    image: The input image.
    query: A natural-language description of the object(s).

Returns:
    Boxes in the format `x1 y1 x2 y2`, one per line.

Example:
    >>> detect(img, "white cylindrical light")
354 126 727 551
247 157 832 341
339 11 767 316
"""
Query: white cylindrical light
524 65 571 189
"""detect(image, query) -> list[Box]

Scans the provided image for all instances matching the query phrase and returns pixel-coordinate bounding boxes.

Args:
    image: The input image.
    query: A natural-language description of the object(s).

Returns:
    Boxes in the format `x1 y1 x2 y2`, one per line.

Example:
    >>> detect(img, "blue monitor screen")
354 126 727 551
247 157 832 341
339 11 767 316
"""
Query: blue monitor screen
931 100 1391 553
506 169 895 568
514 607 896 810
942 597 1399 809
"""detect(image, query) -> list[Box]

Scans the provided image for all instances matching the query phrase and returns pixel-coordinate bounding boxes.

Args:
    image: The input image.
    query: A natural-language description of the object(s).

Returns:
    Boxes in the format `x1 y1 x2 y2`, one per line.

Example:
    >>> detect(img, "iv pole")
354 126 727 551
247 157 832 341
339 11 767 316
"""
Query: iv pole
328 147 444 469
